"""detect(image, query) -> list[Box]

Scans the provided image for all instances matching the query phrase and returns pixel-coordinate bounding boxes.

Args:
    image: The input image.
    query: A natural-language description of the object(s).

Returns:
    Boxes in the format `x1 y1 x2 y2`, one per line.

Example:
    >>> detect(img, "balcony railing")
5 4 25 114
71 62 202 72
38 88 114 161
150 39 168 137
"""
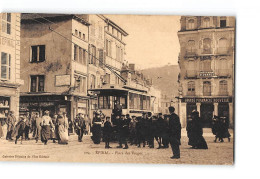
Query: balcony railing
186 70 197 78
199 71 215 78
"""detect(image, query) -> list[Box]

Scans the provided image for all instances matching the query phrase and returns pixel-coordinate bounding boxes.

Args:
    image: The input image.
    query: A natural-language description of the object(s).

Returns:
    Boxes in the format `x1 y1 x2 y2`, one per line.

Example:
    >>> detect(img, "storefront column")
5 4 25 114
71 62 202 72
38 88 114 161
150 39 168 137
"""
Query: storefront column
179 102 187 128
196 103 201 116
214 103 218 116
229 103 233 128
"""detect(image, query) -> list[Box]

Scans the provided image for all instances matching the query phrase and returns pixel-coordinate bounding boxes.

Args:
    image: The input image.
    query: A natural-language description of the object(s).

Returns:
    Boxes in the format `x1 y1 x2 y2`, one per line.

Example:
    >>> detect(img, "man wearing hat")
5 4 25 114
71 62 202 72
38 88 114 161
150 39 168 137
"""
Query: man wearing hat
6 111 16 140
168 106 181 159
117 114 128 149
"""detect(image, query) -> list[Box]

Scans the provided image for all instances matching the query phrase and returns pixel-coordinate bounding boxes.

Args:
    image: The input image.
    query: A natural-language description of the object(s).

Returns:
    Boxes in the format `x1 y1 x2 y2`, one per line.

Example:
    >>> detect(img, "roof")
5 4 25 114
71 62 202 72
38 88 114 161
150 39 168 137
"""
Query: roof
102 15 128 36
21 13 91 26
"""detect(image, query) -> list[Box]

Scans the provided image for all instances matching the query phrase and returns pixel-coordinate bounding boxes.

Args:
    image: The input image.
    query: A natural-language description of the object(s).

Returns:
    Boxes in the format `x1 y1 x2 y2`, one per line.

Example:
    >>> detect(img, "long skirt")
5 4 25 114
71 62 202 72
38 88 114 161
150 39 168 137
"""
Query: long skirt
91 124 101 144
0 124 3 138
41 125 50 142
58 125 69 144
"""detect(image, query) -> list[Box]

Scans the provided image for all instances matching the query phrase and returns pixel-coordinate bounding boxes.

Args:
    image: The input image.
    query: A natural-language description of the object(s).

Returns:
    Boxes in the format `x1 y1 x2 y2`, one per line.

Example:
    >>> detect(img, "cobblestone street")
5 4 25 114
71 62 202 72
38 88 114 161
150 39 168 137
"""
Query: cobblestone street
0 128 233 165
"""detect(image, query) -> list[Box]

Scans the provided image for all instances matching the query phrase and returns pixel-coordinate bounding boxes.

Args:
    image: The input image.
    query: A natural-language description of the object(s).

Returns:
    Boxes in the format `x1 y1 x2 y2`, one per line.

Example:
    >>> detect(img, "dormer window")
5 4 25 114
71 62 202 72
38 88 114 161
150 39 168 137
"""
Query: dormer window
203 17 210 28
220 17 227 27
187 19 195 30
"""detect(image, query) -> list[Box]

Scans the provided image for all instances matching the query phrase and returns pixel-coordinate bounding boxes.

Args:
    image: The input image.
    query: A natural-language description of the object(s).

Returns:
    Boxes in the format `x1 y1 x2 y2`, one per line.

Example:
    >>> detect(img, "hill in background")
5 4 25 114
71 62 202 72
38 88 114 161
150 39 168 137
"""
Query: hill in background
141 65 180 98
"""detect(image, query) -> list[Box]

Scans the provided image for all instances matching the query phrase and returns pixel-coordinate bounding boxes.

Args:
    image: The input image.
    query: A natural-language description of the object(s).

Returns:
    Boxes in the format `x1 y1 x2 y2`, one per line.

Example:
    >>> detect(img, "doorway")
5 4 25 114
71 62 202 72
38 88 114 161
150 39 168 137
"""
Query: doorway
200 103 214 128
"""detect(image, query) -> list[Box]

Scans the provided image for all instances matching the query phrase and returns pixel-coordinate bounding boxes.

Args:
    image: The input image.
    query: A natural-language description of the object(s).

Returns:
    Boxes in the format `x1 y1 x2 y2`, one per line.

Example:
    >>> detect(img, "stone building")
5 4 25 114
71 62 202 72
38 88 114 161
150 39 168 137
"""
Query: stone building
178 16 235 128
20 14 91 121
0 13 23 120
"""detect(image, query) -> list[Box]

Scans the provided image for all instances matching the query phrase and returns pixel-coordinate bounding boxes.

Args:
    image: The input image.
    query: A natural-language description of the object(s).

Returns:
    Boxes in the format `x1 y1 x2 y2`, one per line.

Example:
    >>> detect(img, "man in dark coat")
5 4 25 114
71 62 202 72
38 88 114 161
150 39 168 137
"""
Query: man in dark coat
15 116 26 144
136 117 145 148
6 111 16 140
129 116 137 145
162 114 170 148
103 116 113 148
168 106 181 159
74 113 86 142
155 113 165 149
117 115 128 149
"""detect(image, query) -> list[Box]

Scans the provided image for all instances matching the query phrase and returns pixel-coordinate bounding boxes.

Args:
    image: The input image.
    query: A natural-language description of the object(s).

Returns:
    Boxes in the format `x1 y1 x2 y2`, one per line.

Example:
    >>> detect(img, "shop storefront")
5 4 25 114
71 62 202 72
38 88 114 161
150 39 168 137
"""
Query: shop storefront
181 97 233 128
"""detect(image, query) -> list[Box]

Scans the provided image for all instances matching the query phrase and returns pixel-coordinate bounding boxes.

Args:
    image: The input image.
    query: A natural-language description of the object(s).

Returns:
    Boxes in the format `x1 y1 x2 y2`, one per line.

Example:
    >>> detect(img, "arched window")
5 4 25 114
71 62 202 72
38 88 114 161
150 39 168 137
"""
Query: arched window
219 80 228 95
203 38 212 54
218 58 228 76
200 60 212 72
186 60 196 77
187 19 195 29
187 40 196 55
218 38 229 54
90 74 96 89
203 17 210 28
203 81 211 96
187 81 195 96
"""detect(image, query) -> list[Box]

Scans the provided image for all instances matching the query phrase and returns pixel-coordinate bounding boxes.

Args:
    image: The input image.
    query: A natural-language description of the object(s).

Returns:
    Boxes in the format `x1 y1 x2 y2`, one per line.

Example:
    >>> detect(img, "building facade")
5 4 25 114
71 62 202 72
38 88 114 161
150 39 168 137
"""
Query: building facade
20 14 90 122
178 16 235 128
0 13 22 120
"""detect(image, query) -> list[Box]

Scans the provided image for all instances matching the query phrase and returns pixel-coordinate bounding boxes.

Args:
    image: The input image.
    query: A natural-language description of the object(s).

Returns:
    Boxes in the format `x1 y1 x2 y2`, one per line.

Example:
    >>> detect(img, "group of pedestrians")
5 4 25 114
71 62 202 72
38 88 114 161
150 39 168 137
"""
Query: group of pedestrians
212 115 231 142
89 107 181 159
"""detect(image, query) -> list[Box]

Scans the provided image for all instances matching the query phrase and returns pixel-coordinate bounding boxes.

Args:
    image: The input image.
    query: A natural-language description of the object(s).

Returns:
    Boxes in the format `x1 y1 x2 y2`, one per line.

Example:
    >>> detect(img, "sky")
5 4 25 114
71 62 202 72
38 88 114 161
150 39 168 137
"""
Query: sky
106 15 181 70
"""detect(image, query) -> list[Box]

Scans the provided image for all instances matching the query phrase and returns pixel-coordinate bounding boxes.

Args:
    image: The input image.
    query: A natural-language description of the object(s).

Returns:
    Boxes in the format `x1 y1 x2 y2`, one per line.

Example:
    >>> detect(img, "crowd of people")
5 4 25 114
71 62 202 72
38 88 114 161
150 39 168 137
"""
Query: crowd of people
0 106 231 160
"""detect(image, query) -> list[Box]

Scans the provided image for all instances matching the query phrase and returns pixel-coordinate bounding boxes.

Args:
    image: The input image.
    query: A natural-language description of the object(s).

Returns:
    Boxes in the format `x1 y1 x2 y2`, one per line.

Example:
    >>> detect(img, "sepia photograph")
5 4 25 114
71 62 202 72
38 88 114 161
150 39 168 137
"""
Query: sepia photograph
0 13 235 165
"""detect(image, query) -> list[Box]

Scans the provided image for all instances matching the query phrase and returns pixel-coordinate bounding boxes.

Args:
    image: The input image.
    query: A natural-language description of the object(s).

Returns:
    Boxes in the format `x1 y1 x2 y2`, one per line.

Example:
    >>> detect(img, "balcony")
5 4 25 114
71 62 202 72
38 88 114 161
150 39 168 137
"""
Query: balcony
199 71 215 78
186 70 197 78
216 47 231 55
217 69 230 77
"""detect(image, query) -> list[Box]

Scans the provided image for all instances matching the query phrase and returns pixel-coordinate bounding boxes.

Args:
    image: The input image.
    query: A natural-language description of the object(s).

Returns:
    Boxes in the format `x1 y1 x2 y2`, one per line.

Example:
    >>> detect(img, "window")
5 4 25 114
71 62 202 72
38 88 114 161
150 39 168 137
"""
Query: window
103 73 110 84
74 45 78 61
75 29 78 36
98 26 103 39
90 74 96 89
187 40 196 54
79 47 83 64
200 60 212 72
218 38 228 54
83 50 86 65
31 45 45 62
98 96 111 109
30 75 44 92
1 52 11 80
220 17 227 27
89 45 96 65
203 17 210 28
105 39 112 56
75 75 86 93
219 80 228 95
203 81 211 96
79 31 81 38
186 60 196 77
218 58 228 76
120 49 123 61
83 33 85 40
187 19 195 29
187 81 195 96
98 49 104 67
90 21 95 36
2 13 11 34
203 38 212 54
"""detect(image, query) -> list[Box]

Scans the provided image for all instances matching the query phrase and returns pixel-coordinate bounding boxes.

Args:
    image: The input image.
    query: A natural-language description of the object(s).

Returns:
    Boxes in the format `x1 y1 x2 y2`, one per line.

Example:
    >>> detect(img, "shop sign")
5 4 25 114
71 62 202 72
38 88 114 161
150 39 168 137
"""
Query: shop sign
183 97 232 103
55 75 71 86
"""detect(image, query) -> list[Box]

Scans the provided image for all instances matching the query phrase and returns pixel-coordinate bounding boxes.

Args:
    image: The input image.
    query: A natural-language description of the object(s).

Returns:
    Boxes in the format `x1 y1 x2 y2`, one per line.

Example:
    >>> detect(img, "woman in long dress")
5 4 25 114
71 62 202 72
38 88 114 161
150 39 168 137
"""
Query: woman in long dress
40 110 53 145
56 112 68 144
0 120 3 138
91 113 102 144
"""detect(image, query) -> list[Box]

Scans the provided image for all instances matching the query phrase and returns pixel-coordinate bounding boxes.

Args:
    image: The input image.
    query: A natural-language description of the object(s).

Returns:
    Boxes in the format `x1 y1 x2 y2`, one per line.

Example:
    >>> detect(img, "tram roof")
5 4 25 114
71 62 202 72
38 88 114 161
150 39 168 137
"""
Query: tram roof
89 86 151 96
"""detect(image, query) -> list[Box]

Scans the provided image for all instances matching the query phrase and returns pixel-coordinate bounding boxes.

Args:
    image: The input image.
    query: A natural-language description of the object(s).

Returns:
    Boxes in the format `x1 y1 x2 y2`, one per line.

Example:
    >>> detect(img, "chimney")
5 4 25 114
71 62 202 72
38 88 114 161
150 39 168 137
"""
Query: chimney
129 63 135 71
